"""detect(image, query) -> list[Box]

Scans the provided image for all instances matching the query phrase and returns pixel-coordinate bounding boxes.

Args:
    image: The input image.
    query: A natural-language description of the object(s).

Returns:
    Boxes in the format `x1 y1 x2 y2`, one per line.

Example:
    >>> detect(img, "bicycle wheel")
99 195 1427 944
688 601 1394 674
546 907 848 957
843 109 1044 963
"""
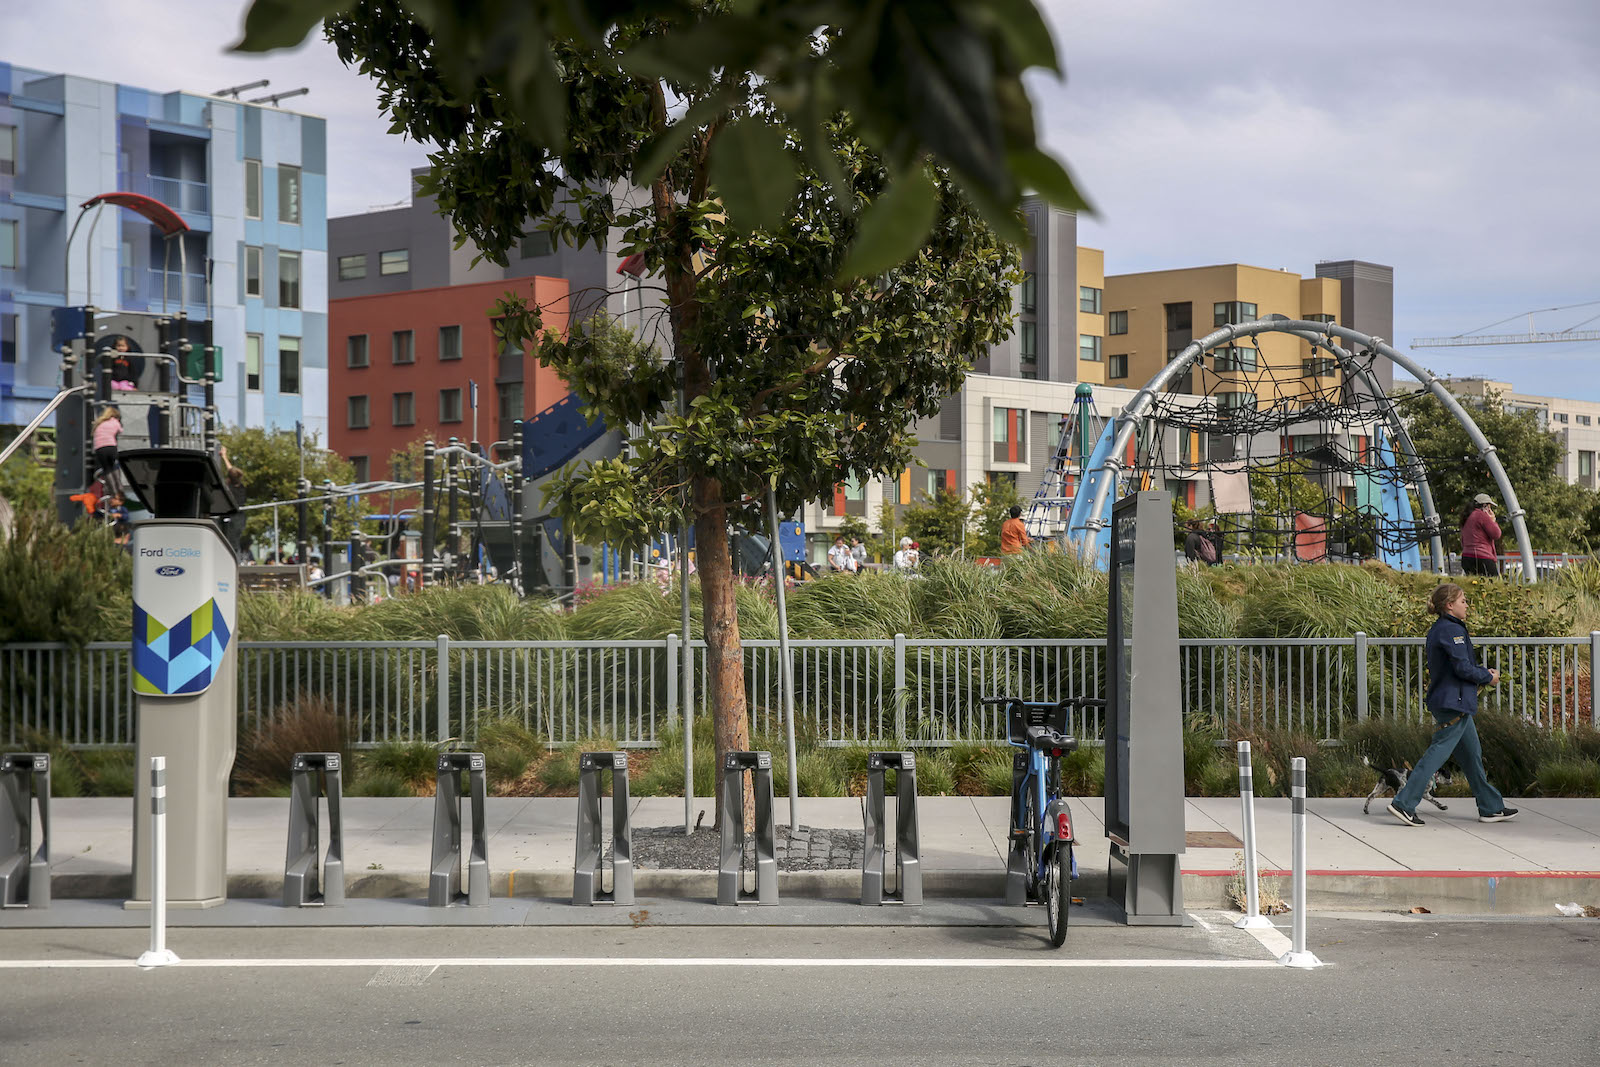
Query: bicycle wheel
1046 848 1069 947
1022 783 1040 900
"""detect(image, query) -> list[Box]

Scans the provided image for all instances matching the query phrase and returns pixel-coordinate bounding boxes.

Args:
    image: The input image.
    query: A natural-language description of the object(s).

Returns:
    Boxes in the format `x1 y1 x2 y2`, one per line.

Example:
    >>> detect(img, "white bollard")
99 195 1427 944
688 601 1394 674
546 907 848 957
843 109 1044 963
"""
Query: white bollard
1233 740 1272 929
1278 756 1323 969
136 756 180 969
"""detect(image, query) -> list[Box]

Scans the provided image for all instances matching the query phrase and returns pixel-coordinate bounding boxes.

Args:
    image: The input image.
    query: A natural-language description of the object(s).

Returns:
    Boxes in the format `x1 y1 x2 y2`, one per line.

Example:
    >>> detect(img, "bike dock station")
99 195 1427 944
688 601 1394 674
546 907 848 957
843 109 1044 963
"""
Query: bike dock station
1 753 51 909
572 752 634 906
718 751 778 906
430 753 490 907
282 753 345 908
861 751 921 906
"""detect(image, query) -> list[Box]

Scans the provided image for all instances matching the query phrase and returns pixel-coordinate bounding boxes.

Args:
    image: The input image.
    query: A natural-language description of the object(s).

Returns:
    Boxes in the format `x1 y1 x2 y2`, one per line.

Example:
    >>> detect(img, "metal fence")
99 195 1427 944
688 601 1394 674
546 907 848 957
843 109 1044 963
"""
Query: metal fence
4 632 1597 750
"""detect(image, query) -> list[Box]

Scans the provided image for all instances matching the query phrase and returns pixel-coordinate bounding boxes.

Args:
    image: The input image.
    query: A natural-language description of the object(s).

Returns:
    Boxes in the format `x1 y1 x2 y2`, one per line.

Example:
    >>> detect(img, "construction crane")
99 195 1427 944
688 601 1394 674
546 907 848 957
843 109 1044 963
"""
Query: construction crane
1413 299 1600 347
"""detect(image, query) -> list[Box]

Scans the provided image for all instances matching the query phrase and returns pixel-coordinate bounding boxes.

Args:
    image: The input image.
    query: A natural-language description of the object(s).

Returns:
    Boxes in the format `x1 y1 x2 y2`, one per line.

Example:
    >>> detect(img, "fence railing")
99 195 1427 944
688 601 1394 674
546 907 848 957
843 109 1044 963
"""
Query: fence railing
4 632 1598 749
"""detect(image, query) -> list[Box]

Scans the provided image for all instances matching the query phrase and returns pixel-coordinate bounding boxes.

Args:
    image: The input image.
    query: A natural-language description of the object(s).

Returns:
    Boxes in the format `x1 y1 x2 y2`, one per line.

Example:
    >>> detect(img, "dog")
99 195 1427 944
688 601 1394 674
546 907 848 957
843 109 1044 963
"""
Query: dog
1363 759 1453 814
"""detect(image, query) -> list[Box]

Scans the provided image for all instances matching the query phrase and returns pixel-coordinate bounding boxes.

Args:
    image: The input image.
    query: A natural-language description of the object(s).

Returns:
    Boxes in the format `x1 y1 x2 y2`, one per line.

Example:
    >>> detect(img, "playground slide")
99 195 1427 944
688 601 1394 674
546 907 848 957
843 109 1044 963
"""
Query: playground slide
1065 417 1118 570
520 394 612 482
1375 427 1422 572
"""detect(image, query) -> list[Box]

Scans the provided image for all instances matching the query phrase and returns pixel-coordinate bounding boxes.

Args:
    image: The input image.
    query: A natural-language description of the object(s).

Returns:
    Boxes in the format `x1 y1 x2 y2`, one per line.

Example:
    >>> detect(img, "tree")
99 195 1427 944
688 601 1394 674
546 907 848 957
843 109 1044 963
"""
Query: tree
1399 389 1598 552
0 434 54 515
272 2 1025 816
902 488 974 559
217 427 366 553
238 0 1088 275
1247 457 1329 554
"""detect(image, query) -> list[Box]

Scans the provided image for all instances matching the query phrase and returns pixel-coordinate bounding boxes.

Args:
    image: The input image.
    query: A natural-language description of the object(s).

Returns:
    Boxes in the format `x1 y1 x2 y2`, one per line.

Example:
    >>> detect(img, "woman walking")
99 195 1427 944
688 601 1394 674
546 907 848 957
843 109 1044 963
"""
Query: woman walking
1388 582 1518 827
1459 493 1502 576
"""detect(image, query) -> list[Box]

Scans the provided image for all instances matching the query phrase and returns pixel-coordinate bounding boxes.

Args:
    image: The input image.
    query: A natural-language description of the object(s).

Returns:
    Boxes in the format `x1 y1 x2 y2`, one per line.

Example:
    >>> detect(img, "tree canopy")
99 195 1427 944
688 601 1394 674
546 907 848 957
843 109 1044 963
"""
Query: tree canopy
216 427 366 552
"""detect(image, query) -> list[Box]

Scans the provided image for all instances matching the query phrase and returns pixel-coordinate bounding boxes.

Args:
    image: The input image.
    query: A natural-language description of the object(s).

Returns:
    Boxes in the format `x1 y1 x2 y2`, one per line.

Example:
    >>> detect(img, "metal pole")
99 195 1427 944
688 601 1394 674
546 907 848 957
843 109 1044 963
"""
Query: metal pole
767 486 799 831
296 477 310 567
137 756 179 968
436 634 451 745
1279 756 1323 969
321 478 333 598
1233 741 1271 929
680 373 693 835
448 438 460 577
510 421 524 593
422 440 436 580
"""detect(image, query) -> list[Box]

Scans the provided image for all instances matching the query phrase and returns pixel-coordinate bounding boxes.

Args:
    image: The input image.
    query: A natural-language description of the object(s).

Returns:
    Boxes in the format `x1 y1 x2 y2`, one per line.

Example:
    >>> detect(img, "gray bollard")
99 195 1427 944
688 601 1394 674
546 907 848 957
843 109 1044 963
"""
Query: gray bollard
283 753 345 907
862 751 922 905
430 752 490 907
1278 757 1324 969
718 751 777 906
573 751 634 906
0 753 50 909
1233 741 1271 930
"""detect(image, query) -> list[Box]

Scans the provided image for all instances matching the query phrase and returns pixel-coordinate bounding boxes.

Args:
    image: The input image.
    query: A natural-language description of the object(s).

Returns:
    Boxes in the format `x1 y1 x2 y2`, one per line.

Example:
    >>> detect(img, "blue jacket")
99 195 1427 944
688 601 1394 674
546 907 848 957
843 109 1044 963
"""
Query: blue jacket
1425 614 1493 715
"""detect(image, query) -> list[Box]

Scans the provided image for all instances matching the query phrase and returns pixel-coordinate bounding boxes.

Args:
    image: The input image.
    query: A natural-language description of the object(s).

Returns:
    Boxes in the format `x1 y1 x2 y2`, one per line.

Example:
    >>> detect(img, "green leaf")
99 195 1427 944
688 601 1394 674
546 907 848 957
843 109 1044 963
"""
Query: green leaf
836 166 938 281
634 90 735 186
1007 148 1094 215
976 0 1061 72
231 0 344 52
708 119 798 233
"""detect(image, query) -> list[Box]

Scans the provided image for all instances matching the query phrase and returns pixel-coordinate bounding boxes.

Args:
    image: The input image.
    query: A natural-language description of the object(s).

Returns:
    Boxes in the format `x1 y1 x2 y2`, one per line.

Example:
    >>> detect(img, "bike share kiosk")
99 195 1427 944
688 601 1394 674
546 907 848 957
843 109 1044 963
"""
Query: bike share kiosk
1104 490 1187 925
121 448 240 908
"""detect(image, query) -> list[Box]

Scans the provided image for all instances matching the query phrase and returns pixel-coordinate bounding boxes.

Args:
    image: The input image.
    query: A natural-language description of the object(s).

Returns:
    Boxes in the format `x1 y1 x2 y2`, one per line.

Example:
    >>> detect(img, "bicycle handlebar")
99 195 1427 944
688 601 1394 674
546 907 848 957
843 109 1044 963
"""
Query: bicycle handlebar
979 695 1106 709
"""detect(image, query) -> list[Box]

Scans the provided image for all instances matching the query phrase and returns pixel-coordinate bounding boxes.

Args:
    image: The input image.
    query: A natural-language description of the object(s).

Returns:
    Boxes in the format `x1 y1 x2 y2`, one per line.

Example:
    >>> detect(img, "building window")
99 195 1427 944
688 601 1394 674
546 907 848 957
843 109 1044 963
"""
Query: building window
279 336 301 395
1109 353 1128 379
988 470 1019 489
1217 391 1258 415
438 325 462 361
519 231 555 258
1305 313 1336 324
992 406 1026 464
1214 301 1258 326
1079 334 1102 362
440 387 464 423
497 381 523 425
1581 451 1594 482
392 391 416 426
337 254 367 281
1079 286 1102 314
0 219 16 269
278 251 301 308
244 159 262 219
1 313 16 363
1107 310 1128 335
1215 346 1258 372
1020 320 1037 367
1019 272 1037 314
1302 357 1338 378
278 164 301 224
347 395 370 429
347 334 369 368
1580 415 1593 427
244 246 262 297
0 125 16 176
1165 302 1192 333
392 330 414 364
380 249 409 275
350 455 370 482
245 333 263 391
1555 412 1569 424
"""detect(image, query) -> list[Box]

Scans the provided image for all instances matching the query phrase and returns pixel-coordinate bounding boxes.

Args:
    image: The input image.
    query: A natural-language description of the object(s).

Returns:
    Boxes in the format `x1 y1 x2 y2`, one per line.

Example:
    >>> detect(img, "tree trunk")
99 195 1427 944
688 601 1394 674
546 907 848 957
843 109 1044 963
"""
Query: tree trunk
693 473 754 831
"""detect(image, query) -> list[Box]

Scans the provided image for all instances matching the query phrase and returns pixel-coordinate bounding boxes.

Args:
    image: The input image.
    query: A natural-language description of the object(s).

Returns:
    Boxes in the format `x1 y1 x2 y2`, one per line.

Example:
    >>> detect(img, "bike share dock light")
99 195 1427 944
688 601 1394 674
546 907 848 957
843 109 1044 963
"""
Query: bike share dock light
861 751 921 906
573 752 634 906
718 751 777 905
283 753 345 907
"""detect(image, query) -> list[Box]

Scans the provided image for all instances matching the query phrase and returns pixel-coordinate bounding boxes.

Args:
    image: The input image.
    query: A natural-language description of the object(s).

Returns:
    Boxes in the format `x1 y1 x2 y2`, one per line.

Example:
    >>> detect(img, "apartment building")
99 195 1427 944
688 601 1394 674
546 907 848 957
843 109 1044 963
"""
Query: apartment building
0 62 328 438
1430 377 1600 490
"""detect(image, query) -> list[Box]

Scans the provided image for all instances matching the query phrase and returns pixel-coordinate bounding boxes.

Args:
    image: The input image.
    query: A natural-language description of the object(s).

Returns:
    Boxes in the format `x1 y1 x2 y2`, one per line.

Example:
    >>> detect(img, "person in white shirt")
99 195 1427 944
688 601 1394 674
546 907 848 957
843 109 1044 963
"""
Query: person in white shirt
893 536 914 570
828 537 853 573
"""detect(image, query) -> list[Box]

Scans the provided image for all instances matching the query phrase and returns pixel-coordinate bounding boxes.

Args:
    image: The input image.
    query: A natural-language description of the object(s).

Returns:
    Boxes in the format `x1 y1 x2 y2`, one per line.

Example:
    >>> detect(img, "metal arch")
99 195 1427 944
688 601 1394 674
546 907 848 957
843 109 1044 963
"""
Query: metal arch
1077 319 1537 582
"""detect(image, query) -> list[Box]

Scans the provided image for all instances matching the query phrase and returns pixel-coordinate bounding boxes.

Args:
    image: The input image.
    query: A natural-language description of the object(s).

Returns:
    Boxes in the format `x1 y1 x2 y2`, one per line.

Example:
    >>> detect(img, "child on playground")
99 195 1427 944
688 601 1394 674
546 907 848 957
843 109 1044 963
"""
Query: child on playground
91 405 123 499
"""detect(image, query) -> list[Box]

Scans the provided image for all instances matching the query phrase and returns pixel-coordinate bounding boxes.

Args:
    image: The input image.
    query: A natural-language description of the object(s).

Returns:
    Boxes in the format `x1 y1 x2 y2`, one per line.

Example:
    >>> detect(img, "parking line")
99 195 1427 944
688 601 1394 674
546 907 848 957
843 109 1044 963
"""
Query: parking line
0 955 1282 971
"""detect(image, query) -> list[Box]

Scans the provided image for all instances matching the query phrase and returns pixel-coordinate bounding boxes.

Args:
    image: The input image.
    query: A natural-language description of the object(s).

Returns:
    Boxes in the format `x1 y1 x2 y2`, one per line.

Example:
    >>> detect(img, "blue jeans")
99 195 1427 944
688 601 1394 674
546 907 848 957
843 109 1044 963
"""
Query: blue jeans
1393 710 1506 816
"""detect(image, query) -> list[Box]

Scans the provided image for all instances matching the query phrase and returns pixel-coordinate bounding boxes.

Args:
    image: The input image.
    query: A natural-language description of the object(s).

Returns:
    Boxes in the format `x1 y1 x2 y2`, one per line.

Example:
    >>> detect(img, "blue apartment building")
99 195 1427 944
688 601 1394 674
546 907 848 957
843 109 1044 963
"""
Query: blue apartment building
0 62 328 442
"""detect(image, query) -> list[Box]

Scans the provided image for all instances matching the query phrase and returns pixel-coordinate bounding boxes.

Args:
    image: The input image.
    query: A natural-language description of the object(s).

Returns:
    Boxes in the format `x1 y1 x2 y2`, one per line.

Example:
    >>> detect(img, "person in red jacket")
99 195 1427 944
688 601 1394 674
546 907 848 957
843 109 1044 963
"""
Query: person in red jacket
1460 493 1502 577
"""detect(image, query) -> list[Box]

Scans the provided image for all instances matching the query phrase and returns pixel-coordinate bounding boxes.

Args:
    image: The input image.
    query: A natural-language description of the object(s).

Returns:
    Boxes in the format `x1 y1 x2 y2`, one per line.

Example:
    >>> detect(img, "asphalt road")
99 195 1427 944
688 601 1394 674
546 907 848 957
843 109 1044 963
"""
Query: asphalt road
1 915 1594 1066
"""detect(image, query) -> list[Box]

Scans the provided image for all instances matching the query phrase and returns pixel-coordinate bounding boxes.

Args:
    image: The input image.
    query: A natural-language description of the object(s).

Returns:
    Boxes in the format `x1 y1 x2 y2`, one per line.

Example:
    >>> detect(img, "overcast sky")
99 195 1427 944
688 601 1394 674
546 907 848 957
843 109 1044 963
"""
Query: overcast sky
6 0 1598 397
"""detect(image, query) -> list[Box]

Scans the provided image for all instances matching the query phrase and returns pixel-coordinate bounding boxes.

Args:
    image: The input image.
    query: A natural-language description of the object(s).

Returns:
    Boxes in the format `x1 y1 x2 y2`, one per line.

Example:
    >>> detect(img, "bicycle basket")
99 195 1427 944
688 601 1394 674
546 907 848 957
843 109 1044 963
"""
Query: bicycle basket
1006 700 1068 745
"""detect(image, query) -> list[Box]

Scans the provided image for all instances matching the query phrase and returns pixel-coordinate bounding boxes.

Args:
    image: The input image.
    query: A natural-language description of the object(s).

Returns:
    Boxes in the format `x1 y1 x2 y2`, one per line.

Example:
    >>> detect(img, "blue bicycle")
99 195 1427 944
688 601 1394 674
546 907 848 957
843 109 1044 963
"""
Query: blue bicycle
982 695 1102 947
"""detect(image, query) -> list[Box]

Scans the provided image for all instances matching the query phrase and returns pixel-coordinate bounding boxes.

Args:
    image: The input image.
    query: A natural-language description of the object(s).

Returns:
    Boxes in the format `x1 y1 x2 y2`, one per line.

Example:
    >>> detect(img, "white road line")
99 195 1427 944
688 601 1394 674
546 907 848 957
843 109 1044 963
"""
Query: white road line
1240 923 1294 958
1188 913 1217 933
0 956 1282 971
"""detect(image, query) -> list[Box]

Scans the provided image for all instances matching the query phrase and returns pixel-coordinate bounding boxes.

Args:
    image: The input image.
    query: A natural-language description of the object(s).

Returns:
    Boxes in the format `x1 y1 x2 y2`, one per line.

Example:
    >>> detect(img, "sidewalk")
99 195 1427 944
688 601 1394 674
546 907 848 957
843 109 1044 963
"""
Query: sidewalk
20 795 1600 918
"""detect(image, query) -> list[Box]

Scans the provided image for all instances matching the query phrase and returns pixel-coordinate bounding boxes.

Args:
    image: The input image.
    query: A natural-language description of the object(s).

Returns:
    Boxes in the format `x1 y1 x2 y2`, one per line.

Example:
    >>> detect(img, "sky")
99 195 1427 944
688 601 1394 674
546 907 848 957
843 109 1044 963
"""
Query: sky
6 0 1599 397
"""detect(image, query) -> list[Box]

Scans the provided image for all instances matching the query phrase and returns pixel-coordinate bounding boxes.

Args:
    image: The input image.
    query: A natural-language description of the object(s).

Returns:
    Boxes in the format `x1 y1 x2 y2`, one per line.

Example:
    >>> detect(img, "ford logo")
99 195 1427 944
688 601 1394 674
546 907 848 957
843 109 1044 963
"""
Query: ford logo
155 565 186 577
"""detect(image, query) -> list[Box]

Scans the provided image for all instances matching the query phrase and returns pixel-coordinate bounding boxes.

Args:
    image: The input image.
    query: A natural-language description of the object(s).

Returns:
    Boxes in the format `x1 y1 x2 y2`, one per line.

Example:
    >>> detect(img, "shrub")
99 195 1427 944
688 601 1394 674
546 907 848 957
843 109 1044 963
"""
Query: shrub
1536 758 1600 797
475 715 546 789
0 509 131 645
359 740 441 795
233 697 350 796
1236 565 1411 640
346 769 412 797
1058 745 1104 796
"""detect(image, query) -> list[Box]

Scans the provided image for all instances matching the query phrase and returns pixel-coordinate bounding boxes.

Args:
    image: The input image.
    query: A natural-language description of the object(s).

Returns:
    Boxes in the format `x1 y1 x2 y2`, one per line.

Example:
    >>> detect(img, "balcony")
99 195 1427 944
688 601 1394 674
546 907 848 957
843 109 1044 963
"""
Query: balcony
148 175 210 216
121 268 210 315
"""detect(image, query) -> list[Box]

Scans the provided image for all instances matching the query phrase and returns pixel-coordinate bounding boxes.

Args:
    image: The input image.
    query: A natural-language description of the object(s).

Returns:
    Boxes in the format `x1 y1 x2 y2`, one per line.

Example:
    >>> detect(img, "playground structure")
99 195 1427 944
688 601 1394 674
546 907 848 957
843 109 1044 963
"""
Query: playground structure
1032 318 1538 580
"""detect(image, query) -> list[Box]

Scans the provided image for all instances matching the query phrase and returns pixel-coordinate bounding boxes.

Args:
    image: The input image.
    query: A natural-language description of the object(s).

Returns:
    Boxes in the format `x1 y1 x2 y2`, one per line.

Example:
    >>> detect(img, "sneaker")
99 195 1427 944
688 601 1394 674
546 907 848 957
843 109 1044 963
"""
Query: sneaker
1388 802 1425 827
1479 808 1519 823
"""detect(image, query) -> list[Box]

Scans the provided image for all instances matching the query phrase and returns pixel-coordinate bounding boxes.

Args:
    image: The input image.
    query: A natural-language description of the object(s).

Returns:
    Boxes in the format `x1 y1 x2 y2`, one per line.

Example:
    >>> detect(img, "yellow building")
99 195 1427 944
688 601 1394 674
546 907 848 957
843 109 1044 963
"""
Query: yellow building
1075 247 1106 387
1101 261 1393 406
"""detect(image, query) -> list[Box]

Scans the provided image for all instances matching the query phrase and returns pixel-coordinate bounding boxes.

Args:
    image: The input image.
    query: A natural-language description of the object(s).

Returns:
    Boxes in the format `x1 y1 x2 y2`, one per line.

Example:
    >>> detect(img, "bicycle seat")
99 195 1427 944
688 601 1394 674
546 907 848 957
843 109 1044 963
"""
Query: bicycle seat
1025 725 1078 753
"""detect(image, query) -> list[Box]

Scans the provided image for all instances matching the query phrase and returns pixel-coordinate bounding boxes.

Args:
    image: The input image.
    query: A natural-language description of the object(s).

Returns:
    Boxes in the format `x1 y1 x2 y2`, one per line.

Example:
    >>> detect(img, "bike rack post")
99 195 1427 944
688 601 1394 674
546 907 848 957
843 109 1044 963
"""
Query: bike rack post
430 752 489 907
1279 757 1324 969
1233 741 1271 929
0 753 50 908
717 751 777 906
282 753 345 907
1005 751 1030 906
861 751 921 905
573 751 634 906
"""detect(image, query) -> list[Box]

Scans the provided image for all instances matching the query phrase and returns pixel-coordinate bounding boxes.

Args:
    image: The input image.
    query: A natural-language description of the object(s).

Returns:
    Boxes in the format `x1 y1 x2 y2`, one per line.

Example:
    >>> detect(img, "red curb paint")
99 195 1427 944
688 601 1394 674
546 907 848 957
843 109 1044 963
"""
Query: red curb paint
1183 869 1600 879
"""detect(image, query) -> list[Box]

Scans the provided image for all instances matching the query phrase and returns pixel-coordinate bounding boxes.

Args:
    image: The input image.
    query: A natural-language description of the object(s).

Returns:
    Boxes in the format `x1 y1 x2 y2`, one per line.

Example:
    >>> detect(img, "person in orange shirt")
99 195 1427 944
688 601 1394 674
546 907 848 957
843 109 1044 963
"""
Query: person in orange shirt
1000 505 1031 555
